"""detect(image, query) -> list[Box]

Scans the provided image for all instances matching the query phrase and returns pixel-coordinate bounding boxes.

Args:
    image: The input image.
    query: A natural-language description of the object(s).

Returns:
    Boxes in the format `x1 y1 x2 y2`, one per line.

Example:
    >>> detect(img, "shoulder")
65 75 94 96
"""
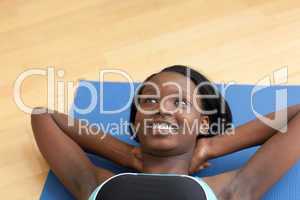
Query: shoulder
86 168 115 200
202 169 239 197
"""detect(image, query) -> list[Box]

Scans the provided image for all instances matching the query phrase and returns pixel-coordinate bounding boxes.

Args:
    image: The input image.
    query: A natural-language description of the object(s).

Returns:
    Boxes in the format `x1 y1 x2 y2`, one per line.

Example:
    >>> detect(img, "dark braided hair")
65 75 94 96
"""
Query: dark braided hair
129 65 232 141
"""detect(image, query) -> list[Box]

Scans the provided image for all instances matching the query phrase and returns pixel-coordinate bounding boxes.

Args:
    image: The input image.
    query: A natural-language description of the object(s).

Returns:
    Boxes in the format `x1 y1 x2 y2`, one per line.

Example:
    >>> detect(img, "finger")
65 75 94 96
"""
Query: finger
204 162 211 168
189 156 205 174
196 162 211 171
189 166 196 174
189 160 198 174
133 158 143 172
132 148 142 160
190 163 204 174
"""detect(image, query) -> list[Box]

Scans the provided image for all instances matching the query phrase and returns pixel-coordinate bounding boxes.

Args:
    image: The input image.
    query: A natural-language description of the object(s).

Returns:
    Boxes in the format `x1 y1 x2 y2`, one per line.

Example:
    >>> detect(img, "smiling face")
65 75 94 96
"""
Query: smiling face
134 71 209 157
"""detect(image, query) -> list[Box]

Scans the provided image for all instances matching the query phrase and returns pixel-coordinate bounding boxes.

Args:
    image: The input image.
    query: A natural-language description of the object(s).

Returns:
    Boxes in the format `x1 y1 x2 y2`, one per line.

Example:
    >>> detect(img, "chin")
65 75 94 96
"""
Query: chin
141 135 180 155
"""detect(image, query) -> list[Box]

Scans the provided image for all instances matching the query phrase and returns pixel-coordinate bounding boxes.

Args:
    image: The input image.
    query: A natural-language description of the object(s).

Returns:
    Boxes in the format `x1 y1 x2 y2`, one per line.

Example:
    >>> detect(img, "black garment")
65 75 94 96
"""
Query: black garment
96 174 207 200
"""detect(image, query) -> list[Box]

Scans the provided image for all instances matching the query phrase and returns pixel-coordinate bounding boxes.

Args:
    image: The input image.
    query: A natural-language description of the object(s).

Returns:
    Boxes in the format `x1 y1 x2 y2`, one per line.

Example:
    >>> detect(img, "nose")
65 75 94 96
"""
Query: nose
158 98 176 115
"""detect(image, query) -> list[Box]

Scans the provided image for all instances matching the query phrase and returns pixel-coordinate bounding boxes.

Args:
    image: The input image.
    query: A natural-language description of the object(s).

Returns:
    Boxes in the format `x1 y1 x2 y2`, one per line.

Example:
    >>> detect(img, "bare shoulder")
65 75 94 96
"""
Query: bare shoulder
82 167 115 199
202 169 239 196
95 167 115 184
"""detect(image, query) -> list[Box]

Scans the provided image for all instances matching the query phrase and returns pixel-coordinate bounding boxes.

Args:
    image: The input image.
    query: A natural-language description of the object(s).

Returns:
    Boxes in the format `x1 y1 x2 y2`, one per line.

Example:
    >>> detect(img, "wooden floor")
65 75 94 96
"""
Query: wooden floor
1 0 300 199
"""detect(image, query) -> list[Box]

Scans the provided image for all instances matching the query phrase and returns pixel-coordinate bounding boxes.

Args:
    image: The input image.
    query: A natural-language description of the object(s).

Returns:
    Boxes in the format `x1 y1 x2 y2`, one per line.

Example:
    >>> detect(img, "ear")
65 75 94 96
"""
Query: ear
199 115 209 136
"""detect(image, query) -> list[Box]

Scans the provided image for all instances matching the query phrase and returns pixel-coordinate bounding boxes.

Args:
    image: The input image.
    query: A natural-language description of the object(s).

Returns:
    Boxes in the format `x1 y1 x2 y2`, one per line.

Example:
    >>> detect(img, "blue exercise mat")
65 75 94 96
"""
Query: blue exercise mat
40 81 300 200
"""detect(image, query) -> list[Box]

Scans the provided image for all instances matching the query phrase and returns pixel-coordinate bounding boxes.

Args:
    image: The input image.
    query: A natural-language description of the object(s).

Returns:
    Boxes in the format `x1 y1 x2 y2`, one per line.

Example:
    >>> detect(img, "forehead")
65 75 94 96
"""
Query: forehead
141 72 197 94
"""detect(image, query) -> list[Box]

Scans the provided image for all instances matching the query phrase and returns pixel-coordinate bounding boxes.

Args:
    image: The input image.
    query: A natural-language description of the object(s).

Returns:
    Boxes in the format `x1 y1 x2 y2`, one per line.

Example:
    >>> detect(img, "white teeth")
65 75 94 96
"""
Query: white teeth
152 123 177 130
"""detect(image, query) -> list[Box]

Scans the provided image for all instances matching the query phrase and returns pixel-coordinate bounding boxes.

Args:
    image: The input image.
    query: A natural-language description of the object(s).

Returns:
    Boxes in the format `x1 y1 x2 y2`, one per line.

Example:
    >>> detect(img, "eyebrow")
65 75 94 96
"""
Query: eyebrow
141 85 191 97
140 86 157 93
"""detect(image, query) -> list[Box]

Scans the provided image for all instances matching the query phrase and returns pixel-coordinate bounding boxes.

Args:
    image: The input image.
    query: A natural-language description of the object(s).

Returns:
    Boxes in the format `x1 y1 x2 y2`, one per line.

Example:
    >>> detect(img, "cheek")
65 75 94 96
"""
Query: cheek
174 116 198 148
176 113 200 136
134 112 153 141
133 112 144 140
173 133 197 153
178 130 197 142
134 111 145 130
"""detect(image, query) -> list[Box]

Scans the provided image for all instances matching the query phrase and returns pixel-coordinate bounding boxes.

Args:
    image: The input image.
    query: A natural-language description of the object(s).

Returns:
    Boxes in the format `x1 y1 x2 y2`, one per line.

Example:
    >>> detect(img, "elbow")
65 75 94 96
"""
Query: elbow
31 107 54 121
31 106 48 117
30 107 52 135
31 107 57 122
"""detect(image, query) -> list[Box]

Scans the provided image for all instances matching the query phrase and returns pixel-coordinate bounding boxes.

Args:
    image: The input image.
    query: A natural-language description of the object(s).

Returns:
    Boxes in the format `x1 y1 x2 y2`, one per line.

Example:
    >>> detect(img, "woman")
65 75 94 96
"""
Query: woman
31 65 300 200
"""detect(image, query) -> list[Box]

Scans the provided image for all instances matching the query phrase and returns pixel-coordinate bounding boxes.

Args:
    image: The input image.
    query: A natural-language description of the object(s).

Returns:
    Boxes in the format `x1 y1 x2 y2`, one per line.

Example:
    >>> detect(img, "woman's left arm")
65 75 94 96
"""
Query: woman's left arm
218 108 300 200
205 103 300 159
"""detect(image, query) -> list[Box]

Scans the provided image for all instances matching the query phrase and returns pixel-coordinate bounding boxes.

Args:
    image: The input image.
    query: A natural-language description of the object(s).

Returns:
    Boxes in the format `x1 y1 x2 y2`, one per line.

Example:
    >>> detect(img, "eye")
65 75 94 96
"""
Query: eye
174 98 189 107
144 97 159 104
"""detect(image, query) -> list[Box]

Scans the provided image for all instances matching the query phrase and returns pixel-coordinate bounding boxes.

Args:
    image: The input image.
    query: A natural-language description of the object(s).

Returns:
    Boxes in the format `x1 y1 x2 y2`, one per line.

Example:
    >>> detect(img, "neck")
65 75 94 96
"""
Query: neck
141 151 192 175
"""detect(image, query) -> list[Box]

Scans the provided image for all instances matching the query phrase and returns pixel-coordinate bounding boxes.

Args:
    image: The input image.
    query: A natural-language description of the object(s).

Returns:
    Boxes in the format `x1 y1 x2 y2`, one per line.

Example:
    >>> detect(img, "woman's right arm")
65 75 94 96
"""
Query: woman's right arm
31 107 114 199
50 109 142 170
